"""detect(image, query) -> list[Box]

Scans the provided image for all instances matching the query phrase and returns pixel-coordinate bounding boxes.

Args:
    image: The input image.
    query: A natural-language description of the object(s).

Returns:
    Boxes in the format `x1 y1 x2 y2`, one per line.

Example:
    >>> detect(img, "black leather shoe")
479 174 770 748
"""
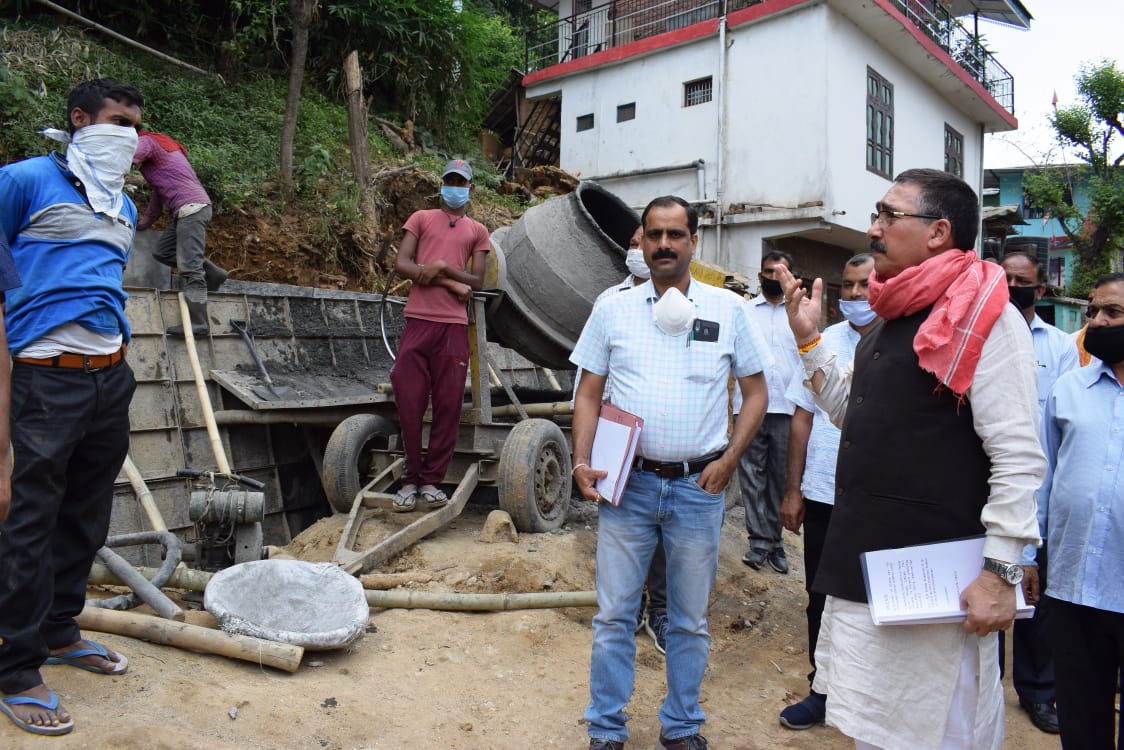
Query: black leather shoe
1019 697 1060 734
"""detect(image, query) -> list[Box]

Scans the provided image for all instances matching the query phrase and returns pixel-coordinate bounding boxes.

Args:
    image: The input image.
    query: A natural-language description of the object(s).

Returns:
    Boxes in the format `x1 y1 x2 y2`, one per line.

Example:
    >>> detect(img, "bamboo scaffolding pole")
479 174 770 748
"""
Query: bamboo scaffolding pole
89 565 597 611
76 607 302 673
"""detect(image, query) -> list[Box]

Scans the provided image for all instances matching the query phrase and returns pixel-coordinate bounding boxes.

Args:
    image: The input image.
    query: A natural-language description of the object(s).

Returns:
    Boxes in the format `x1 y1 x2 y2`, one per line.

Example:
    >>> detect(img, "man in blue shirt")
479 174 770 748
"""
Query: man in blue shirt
1001 250 1077 734
572 196 770 750
0 79 142 737
1038 272 1124 750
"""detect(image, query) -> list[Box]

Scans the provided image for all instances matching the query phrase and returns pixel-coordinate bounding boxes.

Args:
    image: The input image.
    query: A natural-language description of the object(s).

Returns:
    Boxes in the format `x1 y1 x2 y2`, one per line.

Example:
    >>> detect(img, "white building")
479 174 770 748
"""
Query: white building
521 0 1030 304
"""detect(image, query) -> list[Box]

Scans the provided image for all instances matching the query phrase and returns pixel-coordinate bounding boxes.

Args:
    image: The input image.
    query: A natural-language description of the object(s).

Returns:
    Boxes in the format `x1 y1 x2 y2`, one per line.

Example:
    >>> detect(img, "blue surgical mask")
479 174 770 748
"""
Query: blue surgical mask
839 299 877 326
441 185 470 209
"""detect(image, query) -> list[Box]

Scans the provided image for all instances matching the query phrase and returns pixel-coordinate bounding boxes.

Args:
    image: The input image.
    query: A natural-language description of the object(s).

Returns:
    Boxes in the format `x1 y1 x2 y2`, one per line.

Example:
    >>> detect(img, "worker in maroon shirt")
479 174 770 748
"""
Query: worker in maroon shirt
133 129 227 335
390 160 490 511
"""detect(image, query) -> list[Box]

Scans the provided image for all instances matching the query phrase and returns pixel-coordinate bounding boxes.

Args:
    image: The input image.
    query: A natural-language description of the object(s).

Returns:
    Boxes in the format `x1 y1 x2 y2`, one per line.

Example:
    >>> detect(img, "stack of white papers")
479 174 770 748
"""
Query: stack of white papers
861 537 1035 626
589 402 643 506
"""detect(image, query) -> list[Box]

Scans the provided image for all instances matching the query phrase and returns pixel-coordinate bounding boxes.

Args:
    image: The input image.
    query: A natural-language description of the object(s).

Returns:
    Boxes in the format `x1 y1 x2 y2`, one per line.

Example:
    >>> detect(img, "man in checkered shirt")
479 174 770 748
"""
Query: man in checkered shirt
571 195 770 750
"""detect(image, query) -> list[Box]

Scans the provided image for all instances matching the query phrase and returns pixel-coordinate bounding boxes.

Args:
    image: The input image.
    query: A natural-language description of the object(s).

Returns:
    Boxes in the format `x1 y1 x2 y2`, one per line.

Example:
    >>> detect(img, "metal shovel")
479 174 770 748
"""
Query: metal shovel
229 319 298 401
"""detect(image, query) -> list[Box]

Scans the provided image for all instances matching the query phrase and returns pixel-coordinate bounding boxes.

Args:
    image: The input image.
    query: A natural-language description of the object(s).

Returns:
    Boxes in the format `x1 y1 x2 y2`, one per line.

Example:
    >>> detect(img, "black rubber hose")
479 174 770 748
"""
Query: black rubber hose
88 531 183 611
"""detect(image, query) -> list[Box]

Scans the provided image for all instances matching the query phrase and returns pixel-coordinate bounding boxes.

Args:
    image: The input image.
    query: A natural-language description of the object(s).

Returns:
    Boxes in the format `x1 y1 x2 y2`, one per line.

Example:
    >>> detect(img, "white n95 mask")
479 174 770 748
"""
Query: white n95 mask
652 286 695 337
625 249 651 280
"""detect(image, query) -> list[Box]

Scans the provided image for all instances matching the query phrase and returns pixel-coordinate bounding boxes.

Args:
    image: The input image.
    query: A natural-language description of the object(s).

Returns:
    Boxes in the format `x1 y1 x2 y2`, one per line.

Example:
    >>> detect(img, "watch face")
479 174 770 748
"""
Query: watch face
1006 566 1024 585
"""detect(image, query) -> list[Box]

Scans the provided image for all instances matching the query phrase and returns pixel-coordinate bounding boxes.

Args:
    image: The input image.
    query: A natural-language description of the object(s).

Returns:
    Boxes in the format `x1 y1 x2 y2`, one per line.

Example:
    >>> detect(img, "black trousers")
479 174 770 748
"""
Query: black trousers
1047 596 1124 750
802 499 832 689
0 360 135 694
998 546 1055 703
737 412 790 550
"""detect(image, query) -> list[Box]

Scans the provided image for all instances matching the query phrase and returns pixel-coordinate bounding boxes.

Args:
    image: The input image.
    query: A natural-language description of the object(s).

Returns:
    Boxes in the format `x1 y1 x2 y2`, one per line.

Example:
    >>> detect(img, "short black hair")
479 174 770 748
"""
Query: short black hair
1001 251 1047 285
894 168 979 251
641 196 698 235
1092 272 1124 290
846 252 875 268
66 79 144 133
762 250 794 270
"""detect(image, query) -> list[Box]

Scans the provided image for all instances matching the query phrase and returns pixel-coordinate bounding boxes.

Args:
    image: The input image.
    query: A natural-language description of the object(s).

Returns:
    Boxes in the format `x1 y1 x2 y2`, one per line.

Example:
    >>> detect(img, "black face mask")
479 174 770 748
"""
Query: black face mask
1083 323 1124 365
1007 285 1038 311
760 278 783 297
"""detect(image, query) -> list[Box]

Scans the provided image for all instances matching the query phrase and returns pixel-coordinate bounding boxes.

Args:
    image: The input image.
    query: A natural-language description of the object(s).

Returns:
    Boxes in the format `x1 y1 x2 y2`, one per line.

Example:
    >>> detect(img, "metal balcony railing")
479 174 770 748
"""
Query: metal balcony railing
525 0 759 73
525 0 1014 115
888 0 1014 114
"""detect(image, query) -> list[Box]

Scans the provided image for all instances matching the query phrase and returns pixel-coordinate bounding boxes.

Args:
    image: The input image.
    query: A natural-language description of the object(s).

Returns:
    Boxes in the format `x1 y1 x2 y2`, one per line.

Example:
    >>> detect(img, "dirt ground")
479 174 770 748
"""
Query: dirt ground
6 502 1061 750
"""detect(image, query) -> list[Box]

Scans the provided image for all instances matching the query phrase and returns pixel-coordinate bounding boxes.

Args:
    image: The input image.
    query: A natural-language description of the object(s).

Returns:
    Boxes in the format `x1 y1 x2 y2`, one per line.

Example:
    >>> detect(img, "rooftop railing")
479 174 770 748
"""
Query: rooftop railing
525 0 1014 115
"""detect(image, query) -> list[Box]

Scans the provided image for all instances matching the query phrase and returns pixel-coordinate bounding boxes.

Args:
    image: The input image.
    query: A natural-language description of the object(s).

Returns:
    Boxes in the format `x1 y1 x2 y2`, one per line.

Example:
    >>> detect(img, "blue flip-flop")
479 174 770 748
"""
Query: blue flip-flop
45 640 128 675
0 690 75 736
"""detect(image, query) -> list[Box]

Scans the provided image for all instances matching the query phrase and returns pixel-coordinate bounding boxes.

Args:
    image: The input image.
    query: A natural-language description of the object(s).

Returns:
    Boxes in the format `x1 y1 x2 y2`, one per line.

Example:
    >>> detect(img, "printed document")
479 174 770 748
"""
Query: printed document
862 536 1034 626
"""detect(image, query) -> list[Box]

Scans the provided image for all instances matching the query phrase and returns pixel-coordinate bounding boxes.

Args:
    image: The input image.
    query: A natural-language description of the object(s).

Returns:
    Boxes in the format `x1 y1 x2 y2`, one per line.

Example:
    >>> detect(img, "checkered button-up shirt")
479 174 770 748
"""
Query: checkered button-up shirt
571 278 771 461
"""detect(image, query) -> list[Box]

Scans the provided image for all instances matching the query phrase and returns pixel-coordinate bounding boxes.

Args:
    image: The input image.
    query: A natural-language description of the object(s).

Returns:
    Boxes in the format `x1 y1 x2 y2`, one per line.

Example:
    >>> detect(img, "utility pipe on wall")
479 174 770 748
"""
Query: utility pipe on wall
714 3 729 269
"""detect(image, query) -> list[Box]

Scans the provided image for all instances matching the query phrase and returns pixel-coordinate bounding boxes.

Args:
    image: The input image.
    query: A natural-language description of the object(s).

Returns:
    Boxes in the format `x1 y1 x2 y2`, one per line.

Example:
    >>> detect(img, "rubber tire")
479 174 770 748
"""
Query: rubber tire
323 414 398 513
497 418 571 532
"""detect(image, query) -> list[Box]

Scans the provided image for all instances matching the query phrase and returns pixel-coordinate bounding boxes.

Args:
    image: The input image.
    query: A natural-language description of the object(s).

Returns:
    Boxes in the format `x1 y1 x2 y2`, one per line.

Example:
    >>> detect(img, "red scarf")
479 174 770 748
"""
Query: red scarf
137 129 187 156
868 250 1008 397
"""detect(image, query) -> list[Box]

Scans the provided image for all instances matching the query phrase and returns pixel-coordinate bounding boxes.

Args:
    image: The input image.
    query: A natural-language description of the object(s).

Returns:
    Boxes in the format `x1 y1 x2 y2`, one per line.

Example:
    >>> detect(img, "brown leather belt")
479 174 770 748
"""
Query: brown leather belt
633 450 724 479
13 344 127 372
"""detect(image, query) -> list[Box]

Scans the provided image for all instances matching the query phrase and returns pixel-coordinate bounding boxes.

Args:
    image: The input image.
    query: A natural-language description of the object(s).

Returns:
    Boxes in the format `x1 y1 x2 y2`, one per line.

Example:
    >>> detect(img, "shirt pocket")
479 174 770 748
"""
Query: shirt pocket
687 344 727 383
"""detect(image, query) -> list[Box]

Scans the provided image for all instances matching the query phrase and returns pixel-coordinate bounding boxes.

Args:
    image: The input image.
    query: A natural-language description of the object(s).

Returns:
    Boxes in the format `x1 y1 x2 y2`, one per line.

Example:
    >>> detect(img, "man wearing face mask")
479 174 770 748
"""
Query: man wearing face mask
777 253 878 731
0 78 144 737
1035 272 1124 750
572 196 770 750
391 159 489 513
736 250 802 574
1000 250 1076 735
577 225 670 655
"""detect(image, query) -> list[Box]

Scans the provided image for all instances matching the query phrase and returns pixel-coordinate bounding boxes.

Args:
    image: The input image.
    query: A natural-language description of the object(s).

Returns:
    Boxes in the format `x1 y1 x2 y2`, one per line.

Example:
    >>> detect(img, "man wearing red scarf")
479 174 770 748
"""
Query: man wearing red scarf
777 169 1045 750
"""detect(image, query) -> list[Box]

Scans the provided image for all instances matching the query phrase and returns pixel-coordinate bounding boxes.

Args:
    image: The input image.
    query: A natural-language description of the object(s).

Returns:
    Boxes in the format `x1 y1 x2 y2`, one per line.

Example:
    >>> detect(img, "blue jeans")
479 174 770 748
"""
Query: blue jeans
585 469 725 742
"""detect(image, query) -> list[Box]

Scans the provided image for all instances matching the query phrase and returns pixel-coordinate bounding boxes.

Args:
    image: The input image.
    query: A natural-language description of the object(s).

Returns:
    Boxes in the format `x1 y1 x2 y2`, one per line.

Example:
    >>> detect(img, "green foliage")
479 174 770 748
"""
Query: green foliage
0 22 389 221
1024 60 1124 287
314 0 520 146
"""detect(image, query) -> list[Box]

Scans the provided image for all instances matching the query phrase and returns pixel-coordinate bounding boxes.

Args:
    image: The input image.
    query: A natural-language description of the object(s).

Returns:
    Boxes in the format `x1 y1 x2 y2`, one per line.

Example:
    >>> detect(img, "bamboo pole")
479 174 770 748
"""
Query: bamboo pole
89 565 597 611
121 454 167 532
33 0 216 78
364 589 597 611
75 607 303 673
177 292 232 476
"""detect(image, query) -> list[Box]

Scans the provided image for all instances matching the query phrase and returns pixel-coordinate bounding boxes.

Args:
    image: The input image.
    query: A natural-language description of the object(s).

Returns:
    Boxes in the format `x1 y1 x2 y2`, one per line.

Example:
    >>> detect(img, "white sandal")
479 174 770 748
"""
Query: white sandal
392 485 418 512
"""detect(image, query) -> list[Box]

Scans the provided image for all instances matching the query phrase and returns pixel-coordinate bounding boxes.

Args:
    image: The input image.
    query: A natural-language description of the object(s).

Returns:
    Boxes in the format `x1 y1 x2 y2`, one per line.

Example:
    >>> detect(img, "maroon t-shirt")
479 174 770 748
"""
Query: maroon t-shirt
402 209 490 325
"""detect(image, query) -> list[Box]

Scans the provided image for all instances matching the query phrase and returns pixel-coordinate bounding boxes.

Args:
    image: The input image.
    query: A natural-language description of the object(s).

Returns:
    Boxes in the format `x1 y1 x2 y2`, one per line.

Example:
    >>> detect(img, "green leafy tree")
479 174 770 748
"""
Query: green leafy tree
1023 60 1124 297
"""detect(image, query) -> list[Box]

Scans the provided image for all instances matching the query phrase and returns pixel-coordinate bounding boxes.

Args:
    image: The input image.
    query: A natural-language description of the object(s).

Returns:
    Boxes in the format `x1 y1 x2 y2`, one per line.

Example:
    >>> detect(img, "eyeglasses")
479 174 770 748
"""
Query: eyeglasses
870 209 942 227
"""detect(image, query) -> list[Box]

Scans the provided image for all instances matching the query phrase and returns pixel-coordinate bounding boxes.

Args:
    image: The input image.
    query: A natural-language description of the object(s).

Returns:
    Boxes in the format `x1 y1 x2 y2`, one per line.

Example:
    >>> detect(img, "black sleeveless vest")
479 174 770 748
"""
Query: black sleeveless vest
812 308 991 603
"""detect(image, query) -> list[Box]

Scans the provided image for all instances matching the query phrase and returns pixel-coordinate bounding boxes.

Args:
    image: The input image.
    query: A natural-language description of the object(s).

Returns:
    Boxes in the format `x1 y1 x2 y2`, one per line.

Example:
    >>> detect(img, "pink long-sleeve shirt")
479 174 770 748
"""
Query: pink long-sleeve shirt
133 134 210 229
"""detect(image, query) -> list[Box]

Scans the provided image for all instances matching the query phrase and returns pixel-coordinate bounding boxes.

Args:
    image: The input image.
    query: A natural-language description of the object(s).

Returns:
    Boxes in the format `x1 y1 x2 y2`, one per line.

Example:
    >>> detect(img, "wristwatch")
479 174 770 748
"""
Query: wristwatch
982 557 1024 586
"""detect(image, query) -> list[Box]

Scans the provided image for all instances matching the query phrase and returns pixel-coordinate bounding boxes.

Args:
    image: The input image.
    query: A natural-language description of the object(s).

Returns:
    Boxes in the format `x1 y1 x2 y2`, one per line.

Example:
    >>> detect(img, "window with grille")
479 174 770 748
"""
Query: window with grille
617 102 636 122
866 67 894 179
576 113 594 132
684 77 713 107
944 124 964 177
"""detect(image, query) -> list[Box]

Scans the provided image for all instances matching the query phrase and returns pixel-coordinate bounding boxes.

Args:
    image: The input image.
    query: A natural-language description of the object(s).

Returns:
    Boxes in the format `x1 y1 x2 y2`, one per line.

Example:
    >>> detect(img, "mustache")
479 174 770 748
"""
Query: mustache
870 240 886 254
652 249 678 260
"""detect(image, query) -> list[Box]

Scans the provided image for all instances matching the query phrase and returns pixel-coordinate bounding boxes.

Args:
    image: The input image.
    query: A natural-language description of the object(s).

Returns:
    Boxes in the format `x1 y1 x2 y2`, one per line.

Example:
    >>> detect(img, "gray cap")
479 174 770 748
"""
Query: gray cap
442 159 473 181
